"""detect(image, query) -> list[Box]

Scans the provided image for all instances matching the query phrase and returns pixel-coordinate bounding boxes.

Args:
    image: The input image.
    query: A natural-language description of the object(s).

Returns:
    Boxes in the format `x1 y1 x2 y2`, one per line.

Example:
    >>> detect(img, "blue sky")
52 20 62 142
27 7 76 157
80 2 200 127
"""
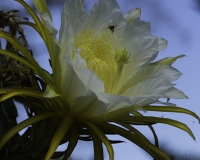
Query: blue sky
1 0 200 159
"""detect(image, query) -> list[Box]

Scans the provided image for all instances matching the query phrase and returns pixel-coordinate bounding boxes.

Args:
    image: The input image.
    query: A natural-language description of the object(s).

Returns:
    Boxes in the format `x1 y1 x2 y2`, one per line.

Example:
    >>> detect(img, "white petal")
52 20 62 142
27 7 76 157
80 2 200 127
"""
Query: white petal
144 38 168 64
59 21 74 58
121 79 174 97
106 12 126 38
90 96 155 122
121 37 159 85
122 20 151 42
62 56 87 105
60 0 88 37
99 92 132 112
158 37 168 51
91 105 133 122
164 87 188 99
71 89 108 118
83 0 122 32
87 95 158 122
120 65 182 93
124 8 141 23
130 97 158 107
72 48 104 94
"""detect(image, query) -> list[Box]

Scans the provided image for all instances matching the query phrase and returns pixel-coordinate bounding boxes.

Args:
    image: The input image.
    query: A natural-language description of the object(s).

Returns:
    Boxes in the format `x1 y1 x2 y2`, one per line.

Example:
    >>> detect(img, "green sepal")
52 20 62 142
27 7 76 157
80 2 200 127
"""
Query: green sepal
99 123 170 160
116 116 195 140
143 105 200 123
15 0 47 43
0 88 44 102
89 127 104 160
63 127 79 160
150 54 185 66
84 120 114 160
131 111 159 147
115 121 150 142
44 115 73 160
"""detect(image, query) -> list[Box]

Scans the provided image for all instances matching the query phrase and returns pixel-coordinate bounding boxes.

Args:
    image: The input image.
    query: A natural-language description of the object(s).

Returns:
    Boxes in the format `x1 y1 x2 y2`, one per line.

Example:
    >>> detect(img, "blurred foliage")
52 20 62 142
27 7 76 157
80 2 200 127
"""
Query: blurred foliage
192 0 200 12
0 8 31 136
160 144 200 160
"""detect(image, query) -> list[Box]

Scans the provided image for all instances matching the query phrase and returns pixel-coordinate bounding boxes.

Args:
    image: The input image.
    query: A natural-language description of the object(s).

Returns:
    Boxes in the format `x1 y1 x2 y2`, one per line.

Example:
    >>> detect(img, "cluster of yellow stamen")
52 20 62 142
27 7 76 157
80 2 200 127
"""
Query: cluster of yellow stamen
74 30 130 94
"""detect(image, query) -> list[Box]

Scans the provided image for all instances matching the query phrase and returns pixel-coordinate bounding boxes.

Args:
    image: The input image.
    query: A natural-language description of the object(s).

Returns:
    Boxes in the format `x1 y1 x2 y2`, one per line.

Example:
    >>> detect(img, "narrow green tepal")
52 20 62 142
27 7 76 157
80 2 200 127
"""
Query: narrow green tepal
143 105 200 123
84 120 114 160
116 116 196 140
63 127 79 159
44 115 74 160
150 54 185 65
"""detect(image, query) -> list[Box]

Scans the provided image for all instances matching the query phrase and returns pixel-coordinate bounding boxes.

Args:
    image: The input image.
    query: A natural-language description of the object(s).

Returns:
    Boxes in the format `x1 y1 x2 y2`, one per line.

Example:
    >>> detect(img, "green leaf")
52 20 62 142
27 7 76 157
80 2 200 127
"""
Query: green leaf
143 105 200 123
116 116 196 140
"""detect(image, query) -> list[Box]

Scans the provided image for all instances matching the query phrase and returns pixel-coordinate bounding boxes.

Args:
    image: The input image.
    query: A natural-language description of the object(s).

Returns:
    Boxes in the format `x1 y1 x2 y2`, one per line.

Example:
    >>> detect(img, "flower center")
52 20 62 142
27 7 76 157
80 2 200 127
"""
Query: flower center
75 30 116 93
75 30 130 94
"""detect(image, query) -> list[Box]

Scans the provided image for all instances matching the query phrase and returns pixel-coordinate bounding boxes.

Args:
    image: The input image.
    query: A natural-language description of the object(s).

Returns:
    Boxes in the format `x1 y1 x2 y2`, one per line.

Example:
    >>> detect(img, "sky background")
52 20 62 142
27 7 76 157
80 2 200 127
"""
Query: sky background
1 0 200 159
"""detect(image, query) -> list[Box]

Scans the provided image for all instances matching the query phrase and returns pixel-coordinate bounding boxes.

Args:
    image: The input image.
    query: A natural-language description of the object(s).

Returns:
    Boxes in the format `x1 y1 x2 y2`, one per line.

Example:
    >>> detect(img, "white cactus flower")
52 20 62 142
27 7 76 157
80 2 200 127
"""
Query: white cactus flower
0 1 197 160
42 0 187 120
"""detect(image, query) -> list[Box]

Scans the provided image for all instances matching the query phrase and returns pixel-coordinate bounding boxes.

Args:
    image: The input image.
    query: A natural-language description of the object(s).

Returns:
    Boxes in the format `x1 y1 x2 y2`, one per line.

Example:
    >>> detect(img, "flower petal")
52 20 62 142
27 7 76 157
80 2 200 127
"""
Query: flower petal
60 0 88 38
123 20 151 42
73 48 104 94
71 89 108 118
144 38 168 64
62 56 87 105
124 8 141 24
164 87 188 99
120 65 182 93
99 92 132 112
121 37 159 85
158 37 168 51
83 0 122 32
62 49 104 105
121 79 174 98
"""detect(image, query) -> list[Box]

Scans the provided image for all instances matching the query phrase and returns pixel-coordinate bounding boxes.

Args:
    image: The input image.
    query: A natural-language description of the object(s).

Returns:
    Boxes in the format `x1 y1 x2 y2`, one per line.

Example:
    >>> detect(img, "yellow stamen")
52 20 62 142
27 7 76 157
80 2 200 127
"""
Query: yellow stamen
74 30 130 94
